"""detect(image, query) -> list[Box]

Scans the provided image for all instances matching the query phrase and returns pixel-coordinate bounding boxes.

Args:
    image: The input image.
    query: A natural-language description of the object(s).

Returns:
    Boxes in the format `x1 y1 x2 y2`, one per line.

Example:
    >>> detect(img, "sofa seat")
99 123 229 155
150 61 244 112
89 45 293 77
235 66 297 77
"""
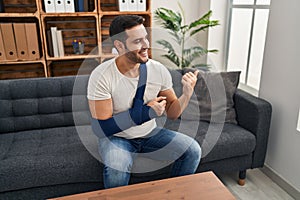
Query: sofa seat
0 119 256 193
163 119 256 163
0 126 102 193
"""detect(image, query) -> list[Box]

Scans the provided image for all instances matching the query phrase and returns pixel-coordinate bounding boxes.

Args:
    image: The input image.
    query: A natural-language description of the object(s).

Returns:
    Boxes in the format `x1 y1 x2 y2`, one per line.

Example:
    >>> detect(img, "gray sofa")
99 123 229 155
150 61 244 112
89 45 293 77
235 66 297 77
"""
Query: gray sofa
0 70 272 199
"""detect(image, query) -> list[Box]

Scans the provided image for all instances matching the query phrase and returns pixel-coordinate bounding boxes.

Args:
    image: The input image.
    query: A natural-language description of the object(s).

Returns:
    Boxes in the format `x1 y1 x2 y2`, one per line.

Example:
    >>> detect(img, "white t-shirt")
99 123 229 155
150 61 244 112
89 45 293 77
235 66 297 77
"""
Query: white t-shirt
87 58 173 139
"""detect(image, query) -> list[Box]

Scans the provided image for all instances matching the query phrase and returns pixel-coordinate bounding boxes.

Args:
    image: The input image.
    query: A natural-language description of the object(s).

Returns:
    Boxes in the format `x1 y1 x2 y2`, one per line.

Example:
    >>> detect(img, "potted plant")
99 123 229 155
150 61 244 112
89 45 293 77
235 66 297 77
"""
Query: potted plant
154 4 219 69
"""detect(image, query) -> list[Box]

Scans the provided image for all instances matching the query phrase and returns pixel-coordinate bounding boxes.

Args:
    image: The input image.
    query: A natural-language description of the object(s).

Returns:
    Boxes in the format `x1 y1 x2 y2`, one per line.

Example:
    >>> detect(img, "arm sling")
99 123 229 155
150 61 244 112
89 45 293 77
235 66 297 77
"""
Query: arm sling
91 63 157 138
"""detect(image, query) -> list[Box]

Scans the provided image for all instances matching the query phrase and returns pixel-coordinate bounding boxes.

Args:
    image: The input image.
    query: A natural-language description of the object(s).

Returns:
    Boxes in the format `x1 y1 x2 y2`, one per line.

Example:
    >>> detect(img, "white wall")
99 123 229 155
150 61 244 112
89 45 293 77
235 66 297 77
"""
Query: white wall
207 0 228 71
259 0 300 192
152 0 203 27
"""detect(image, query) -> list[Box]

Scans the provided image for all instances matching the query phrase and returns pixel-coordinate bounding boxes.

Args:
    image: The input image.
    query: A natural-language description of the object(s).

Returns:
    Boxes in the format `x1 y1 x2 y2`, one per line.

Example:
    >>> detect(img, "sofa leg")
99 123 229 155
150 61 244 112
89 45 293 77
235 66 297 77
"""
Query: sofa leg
238 170 246 186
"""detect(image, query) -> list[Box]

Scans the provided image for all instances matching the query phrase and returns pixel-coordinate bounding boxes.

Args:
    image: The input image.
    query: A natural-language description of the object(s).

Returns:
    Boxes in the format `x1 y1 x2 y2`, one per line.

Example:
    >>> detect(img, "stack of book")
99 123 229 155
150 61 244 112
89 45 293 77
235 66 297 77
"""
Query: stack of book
0 23 40 61
47 27 65 57
118 0 146 11
44 0 92 13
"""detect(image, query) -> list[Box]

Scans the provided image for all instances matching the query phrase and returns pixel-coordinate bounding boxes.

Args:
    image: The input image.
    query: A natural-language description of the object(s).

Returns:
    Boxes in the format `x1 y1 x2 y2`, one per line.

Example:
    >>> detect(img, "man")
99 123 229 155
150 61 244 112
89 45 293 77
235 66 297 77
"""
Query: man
87 15 201 189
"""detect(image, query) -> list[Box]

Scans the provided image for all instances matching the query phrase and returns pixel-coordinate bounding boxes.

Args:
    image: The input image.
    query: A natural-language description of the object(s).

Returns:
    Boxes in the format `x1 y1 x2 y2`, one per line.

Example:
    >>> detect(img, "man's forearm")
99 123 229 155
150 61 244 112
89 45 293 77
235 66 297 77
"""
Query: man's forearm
91 104 157 138
166 94 191 120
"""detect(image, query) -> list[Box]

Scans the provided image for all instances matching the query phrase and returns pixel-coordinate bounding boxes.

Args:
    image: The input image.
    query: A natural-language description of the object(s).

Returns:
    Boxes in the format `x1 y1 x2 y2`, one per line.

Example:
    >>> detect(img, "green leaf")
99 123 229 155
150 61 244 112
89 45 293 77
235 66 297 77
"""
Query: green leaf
190 20 220 36
162 54 180 67
169 31 182 44
156 40 175 52
181 47 217 68
189 10 212 28
208 49 218 53
188 10 219 36
156 40 180 67
154 8 182 32
182 46 208 67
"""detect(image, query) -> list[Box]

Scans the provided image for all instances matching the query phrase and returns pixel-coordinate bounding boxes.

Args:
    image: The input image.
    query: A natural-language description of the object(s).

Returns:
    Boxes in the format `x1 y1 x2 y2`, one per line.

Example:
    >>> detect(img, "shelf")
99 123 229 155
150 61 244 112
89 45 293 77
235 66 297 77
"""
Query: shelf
100 11 151 16
0 13 38 17
0 62 46 79
47 54 100 61
0 59 44 65
0 18 44 63
48 58 100 77
99 0 151 13
42 15 99 59
0 0 152 79
1 0 37 14
40 12 98 17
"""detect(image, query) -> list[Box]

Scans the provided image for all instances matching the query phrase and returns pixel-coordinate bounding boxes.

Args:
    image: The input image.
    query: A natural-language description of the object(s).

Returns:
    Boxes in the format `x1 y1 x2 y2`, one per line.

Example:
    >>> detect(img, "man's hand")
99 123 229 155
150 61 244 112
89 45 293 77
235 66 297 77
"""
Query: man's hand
147 96 167 116
182 70 199 98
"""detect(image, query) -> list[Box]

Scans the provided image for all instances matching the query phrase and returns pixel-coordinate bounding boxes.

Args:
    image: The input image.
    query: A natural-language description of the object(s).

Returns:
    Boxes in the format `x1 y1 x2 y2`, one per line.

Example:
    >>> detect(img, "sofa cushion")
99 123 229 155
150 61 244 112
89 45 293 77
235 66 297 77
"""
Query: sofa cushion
182 69 240 124
168 69 183 97
162 118 256 163
0 126 102 193
0 76 90 134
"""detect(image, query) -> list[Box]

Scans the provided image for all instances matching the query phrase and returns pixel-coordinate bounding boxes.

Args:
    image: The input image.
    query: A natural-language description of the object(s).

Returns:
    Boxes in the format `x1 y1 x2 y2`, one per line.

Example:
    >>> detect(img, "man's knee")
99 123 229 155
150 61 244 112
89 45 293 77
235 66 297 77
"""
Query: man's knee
102 149 133 172
175 133 201 159
187 140 202 161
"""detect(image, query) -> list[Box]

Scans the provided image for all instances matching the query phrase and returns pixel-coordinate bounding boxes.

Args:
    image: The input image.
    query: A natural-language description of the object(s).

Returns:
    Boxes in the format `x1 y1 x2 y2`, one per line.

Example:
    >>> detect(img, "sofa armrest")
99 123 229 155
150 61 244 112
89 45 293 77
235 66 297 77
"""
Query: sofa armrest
234 89 272 168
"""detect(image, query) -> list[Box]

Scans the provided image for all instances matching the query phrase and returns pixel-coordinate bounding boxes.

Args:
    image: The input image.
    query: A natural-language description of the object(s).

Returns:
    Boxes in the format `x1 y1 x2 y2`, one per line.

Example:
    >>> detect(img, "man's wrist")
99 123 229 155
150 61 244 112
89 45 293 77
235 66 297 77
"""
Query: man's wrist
181 92 193 100
143 105 158 119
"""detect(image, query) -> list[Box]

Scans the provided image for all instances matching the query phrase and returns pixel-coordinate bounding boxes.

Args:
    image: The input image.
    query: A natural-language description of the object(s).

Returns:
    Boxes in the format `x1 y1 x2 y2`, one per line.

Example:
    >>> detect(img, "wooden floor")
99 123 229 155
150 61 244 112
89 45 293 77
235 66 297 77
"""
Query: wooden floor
218 169 295 200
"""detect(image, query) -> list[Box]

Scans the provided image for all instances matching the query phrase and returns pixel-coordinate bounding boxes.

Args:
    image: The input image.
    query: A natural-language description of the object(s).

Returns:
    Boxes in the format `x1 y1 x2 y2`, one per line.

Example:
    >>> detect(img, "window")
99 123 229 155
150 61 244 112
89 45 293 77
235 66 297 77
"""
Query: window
226 0 271 91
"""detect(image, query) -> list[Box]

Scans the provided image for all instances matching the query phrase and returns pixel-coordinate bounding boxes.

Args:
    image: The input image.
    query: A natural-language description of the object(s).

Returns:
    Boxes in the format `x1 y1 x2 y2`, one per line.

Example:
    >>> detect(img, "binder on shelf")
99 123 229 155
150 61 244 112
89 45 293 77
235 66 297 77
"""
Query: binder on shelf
74 0 78 11
77 0 84 12
0 0 5 13
56 30 65 57
54 0 65 12
137 0 146 11
44 0 56 13
0 28 6 61
46 30 54 57
118 0 128 11
50 27 59 57
13 23 29 60
64 0 75 12
127 0 137 11
83 0 89 12
0 23 18 61
25 23 40 60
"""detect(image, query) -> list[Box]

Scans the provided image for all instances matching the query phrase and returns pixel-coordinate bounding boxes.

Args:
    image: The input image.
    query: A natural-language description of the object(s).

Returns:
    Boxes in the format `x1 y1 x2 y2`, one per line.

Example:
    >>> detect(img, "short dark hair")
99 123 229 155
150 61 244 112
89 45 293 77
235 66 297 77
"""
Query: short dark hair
109 15 145 42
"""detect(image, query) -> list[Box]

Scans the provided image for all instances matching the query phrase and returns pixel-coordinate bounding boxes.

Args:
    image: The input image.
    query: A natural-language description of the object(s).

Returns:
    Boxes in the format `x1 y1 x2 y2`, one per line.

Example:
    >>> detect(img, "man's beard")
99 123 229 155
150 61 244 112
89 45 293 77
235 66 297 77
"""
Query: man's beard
124 48 148 64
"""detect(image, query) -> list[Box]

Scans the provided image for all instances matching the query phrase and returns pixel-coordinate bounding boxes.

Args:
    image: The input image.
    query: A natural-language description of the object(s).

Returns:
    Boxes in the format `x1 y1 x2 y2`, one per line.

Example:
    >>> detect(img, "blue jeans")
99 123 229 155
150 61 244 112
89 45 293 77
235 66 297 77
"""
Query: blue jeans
97 127 201 188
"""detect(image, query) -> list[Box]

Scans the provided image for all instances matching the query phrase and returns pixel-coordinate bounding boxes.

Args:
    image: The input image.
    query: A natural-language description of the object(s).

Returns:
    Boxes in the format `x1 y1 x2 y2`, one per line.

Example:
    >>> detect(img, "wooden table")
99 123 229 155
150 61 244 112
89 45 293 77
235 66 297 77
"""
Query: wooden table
51 171 236 200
